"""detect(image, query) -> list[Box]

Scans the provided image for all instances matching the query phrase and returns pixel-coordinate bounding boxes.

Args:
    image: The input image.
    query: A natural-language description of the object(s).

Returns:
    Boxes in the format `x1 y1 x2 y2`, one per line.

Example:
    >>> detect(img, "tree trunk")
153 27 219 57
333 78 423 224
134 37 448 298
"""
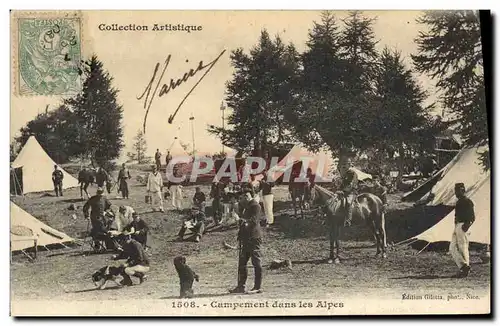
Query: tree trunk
396 144 405 187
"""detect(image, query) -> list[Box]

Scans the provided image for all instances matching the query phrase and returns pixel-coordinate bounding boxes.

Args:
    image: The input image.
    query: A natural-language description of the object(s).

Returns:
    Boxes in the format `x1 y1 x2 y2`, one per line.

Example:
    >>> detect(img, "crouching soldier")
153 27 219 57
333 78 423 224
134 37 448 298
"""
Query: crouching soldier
177 207 206 243
114 235 150 286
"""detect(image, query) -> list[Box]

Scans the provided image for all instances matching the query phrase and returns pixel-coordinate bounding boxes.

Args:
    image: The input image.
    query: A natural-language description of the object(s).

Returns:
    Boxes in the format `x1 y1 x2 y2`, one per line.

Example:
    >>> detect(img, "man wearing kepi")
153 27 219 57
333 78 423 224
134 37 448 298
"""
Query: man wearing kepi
450 182 475 278
229 190 263 294
115 235 150 286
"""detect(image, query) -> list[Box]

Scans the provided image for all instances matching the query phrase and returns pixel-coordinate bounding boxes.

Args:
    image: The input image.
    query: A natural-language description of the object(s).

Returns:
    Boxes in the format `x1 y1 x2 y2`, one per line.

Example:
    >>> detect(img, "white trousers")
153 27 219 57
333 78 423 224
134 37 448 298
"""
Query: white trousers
171 186 183 209
449 222 470 268
150 191 163 210
263 194 274 224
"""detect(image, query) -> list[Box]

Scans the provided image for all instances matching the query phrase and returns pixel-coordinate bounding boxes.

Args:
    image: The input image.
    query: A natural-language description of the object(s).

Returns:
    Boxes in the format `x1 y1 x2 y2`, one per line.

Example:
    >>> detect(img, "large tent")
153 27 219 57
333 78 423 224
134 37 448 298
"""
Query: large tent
401 146 489 206
407 177 490 245
10 202 75 252
11 136 79 194
268 144 372 182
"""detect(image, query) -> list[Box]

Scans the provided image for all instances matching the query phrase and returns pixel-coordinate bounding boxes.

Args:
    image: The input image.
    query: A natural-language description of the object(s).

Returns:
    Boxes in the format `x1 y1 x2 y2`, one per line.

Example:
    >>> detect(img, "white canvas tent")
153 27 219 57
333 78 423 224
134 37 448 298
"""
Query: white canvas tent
10 202 75 252
268 144 372 182
11 136 79 194
402 146 489 206
408 177 490 245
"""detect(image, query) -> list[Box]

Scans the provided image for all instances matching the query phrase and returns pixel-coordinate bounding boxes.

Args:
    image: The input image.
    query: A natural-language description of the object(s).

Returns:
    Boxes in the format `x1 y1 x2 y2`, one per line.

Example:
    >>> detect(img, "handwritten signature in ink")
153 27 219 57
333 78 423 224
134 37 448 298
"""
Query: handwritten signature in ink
137 50 226 133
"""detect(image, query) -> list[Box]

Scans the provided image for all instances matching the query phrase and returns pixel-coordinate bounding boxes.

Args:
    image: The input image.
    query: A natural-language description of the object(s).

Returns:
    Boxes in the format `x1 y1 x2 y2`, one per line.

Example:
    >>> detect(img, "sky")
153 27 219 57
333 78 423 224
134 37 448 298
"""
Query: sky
10 10 439 160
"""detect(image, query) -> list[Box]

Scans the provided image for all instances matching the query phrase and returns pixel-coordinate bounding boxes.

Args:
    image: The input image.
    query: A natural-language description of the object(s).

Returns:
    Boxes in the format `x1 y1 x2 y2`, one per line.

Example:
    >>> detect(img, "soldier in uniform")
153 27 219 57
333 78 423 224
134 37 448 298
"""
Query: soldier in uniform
450 183 475 278
229 190 264 294
83 188 113 252
52 165 64 197
155 149 162 171
117 163 131 199
338 159 359 227
96 167 112 194
210 177 224 225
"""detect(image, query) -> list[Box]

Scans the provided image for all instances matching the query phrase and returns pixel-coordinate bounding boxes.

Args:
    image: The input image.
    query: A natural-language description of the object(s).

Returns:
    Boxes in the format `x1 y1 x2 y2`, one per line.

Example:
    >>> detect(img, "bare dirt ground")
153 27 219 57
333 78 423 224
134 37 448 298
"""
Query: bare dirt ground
10 169 490 313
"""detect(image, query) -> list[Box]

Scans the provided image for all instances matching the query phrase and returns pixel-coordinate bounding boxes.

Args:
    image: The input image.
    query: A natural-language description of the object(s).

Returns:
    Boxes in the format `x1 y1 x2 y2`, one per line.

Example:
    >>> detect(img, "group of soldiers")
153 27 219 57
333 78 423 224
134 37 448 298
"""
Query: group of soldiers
83 187 151 285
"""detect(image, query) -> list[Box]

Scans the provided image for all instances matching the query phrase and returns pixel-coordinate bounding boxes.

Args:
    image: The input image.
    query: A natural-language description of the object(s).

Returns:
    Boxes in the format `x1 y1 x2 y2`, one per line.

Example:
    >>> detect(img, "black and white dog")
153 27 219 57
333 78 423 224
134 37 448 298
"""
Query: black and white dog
91 265 124 289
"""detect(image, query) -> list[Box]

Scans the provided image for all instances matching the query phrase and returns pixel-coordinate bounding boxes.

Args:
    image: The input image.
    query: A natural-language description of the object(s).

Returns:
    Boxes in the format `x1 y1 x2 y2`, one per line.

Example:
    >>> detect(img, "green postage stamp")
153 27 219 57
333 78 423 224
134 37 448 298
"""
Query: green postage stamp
17 17 82 96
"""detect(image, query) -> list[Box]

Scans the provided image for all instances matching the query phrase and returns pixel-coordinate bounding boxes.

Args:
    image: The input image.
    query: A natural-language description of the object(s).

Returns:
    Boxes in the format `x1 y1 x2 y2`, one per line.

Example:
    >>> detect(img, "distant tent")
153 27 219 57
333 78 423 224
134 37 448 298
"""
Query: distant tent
268 144 372 182
10 202 75 252
11 136 79 194
167 137 189 157
407 177 490 245
401 146 489 206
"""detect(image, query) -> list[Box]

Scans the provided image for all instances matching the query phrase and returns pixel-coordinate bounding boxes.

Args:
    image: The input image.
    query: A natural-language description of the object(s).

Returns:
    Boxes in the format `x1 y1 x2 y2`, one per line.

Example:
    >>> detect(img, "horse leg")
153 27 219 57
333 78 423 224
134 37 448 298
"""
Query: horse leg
379 213 388 259
334 221 341 263
369 220 381 256
328 229 335 264
292 196 298 219
299 197 305 219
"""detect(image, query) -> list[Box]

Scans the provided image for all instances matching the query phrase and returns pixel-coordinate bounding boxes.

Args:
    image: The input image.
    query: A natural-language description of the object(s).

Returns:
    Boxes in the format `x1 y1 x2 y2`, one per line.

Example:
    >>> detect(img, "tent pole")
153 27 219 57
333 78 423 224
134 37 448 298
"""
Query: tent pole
395 237 416 246
416 242 431 255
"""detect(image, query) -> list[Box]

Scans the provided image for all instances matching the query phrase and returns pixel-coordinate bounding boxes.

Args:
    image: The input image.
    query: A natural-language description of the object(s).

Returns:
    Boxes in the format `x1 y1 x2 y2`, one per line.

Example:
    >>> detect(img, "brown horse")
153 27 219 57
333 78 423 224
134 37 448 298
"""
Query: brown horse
313 185 387 263
288 181 312 219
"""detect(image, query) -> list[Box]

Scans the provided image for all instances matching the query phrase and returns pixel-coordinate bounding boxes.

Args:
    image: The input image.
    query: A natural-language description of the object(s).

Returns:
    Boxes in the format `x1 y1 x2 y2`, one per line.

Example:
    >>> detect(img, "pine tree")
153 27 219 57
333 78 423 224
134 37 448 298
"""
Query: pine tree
15 104 81 163
338 10 379 95
65 55 124 168
129 129 148 164
291 11 380 164
373 47 437 177
412 11 488 154
208 30 300 155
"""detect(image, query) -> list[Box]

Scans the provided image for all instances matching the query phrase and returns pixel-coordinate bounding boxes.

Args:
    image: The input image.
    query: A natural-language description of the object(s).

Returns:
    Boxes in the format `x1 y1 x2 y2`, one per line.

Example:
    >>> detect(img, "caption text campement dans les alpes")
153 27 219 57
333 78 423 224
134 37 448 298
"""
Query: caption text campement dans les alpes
98 24 203 32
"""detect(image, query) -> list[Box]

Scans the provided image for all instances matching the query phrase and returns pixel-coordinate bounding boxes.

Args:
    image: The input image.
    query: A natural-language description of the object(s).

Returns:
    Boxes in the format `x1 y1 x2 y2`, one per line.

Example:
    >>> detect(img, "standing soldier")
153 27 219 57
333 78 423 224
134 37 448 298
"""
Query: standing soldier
146 165 164 212
165 151 172 167
229 190 264 294
155 149 162 171
83 188 113 252
118 163 131 199
260 172 275 226
338 159 359 227
96 167 112 194
210 177 224 225
52 165 64 197
450 183 475 278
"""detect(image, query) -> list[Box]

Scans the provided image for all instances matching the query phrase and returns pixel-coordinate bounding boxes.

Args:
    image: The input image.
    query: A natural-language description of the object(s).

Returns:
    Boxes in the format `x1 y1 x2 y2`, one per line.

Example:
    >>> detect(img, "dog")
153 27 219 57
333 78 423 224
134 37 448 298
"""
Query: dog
173 256 199 298
91 265 124 290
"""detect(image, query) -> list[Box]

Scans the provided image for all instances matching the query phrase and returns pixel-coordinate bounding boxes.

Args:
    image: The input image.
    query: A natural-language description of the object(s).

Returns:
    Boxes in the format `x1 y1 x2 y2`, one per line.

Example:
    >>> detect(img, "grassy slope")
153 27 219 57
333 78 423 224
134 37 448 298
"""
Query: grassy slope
11 169 490 302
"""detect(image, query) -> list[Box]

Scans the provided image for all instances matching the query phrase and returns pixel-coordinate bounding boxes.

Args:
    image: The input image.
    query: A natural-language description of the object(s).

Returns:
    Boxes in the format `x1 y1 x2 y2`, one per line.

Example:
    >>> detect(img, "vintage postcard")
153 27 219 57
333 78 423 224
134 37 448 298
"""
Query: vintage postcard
10 10 491 316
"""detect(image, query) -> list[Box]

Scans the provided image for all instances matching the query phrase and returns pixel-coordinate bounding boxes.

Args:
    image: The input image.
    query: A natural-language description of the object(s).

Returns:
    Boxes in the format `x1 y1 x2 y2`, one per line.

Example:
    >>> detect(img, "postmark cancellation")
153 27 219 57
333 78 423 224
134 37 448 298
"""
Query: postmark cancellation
13 12 82 96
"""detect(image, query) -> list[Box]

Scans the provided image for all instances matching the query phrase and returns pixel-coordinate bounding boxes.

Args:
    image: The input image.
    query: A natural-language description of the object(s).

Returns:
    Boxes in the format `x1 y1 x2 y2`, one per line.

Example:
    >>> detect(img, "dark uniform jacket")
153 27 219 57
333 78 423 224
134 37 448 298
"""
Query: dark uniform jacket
239 200 263 241
83 195 112 220
52 170 64 183
122 239 150 266
118 168 131 181
193 192 206 206
210 182 224 199
261 180 275 196
455 197 475 225
124 219 149 246
340 169 358 194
